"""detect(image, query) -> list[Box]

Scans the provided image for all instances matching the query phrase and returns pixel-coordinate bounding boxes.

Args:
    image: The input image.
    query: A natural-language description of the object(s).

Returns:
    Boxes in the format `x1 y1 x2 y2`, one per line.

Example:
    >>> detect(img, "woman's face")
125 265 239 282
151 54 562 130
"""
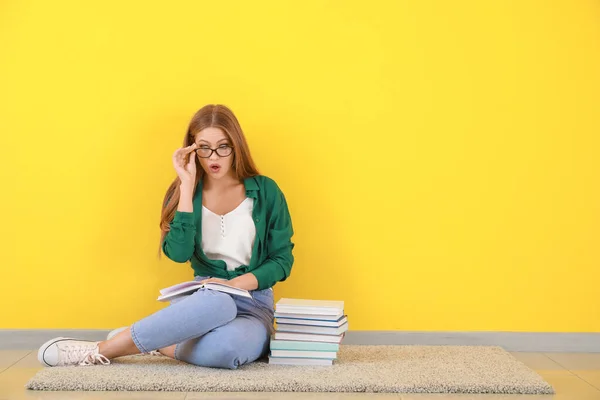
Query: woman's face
194 127 235 179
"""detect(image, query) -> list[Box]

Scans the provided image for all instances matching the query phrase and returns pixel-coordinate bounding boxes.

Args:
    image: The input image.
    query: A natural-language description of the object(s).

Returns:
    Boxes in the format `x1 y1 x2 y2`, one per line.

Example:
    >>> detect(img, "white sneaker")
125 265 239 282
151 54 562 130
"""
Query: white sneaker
38 337 110 367
106 327 163 357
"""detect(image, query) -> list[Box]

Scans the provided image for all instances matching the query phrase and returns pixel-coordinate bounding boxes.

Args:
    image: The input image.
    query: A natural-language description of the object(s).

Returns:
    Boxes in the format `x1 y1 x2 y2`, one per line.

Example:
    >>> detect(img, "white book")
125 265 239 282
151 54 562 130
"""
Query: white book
274 311 345 321
269 339 340 352
270 349 337 359
157 281 251 302
275 298 344 315
276 315 348 327
268 356 334 366
273 331 345 343
276 321 348 336
275 307 342 316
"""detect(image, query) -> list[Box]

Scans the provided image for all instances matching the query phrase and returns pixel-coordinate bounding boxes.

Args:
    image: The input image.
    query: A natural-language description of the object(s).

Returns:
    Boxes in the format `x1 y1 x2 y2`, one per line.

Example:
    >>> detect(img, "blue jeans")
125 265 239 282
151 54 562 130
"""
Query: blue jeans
130 275 275 369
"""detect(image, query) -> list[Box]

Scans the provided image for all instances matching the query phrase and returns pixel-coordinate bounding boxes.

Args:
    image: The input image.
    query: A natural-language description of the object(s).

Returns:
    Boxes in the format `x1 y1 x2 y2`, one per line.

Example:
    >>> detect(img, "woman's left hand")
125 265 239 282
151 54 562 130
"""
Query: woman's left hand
199 277 232 286
199 274 258 291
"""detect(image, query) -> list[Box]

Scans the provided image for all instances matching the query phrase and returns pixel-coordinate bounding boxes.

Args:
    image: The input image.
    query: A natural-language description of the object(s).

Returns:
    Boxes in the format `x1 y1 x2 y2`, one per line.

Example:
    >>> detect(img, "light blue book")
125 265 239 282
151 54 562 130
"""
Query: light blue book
269 350 337 359
270 338 340 352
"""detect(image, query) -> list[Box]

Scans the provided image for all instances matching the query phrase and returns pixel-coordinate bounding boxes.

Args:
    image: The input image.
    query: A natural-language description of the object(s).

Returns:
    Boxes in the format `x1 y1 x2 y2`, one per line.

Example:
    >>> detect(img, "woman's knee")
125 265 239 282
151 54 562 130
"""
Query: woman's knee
189 289 237 323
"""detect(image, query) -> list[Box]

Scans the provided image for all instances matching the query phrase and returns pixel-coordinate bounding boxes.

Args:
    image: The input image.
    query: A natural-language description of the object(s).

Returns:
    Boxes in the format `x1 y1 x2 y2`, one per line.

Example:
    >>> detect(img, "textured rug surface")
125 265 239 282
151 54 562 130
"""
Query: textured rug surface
26 345 554 394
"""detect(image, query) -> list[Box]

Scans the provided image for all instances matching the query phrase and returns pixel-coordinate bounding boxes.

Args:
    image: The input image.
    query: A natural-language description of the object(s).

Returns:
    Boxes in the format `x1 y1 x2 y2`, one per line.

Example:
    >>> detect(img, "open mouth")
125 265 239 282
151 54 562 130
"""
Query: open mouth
209 164 221 173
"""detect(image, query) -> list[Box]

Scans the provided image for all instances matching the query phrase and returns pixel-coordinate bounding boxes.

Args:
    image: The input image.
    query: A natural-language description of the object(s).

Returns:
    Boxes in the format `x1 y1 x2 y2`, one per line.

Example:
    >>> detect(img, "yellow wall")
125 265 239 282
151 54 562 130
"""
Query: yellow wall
1 1 599 332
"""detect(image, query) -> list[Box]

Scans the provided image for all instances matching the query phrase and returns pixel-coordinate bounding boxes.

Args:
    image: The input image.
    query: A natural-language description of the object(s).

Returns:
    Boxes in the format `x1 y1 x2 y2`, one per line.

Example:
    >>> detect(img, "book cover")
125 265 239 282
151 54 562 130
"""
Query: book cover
269 339 340 352
275 298 344 315
270 349 337 359
273 331 345 343
273 311 345 321
275 315 348 327
276 321 349 336
268 356 334 366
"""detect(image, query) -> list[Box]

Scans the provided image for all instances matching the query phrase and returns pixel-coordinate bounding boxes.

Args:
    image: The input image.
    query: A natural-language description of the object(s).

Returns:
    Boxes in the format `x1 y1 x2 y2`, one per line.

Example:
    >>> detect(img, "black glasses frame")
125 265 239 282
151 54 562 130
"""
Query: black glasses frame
195 146 234 158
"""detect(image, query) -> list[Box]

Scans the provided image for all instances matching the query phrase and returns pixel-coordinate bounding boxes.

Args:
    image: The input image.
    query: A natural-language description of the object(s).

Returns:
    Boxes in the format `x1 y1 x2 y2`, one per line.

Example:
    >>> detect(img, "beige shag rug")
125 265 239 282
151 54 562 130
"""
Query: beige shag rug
26 345 554 394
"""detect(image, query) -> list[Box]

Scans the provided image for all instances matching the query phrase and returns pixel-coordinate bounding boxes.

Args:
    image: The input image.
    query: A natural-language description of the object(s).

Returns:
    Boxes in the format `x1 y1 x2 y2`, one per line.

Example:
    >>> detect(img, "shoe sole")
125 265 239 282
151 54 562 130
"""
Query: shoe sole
37 337 76 367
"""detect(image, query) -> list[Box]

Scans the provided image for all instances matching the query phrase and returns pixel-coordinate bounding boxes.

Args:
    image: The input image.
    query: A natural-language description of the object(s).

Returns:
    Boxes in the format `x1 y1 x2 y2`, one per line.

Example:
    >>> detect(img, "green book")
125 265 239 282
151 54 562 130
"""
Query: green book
270 338 340 352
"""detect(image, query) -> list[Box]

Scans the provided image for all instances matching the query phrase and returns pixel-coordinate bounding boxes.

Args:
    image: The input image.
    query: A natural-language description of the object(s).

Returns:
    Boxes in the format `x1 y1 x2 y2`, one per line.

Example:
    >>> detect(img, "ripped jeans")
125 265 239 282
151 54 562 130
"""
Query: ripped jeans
129 275 274 369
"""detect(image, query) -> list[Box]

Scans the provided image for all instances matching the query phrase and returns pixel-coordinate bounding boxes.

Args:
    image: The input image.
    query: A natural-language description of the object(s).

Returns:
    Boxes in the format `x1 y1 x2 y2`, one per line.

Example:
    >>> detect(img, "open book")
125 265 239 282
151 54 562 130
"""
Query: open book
157 280 251 302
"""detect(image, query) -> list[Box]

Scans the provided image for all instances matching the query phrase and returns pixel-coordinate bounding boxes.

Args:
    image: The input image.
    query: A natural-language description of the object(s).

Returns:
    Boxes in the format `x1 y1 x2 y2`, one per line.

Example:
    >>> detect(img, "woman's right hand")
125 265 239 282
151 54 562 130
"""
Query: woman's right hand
172 143 198 187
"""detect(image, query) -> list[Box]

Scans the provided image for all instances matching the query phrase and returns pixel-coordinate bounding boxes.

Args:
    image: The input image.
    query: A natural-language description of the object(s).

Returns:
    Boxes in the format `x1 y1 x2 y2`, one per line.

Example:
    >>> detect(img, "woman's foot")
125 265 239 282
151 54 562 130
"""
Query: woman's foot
38 337 110 367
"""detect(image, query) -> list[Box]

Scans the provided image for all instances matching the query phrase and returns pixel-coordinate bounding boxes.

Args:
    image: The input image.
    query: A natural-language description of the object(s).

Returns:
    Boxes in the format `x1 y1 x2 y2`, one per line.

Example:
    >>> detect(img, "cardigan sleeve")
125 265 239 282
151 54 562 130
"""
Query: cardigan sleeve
162 211 196 262
250 186 295 289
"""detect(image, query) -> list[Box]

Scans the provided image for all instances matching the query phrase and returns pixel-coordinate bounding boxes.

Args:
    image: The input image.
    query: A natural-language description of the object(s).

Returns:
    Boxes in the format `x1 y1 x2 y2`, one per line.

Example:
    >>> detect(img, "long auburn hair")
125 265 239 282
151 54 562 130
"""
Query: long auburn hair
158 104 259 257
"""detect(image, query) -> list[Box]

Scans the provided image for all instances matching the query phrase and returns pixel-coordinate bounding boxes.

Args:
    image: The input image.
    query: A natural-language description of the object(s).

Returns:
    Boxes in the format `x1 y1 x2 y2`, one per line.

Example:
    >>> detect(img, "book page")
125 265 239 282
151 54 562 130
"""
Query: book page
205 282 251 298
158 280 251 300
159 281 202 296
204 282 245 292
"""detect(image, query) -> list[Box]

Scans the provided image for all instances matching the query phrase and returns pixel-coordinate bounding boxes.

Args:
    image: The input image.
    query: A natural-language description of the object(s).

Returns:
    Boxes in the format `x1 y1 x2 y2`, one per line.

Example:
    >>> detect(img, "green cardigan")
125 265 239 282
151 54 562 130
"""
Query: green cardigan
162 175 295 290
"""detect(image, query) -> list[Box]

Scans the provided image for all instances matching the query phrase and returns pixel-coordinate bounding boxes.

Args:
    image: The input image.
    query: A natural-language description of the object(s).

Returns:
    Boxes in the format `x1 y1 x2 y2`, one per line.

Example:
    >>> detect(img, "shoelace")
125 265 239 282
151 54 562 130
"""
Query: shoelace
60 344 110 366
79 352 111 366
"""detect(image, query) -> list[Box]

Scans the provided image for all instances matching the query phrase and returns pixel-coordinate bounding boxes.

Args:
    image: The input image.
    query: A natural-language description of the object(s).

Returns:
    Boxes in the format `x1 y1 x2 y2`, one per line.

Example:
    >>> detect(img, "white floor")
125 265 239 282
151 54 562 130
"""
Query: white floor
1 350 599 399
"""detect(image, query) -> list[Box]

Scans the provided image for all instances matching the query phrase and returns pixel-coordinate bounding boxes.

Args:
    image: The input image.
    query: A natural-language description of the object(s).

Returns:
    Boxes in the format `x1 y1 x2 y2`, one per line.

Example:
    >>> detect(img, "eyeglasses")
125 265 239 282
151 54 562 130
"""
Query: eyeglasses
195 145 234 158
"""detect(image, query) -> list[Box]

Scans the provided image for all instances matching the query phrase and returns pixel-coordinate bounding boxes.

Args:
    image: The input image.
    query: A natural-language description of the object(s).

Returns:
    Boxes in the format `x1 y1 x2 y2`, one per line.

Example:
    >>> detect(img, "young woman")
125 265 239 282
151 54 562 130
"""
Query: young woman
37 104 295 369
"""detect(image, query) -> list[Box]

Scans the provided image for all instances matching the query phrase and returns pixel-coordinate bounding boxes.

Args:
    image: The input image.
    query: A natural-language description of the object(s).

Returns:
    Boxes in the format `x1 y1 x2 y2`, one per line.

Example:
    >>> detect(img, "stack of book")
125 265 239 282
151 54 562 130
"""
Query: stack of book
268 298 348 366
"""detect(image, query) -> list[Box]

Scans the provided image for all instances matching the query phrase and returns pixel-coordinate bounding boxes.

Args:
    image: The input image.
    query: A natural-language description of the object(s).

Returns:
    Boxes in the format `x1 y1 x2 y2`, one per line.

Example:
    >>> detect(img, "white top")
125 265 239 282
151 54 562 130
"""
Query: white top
201 197 256 271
